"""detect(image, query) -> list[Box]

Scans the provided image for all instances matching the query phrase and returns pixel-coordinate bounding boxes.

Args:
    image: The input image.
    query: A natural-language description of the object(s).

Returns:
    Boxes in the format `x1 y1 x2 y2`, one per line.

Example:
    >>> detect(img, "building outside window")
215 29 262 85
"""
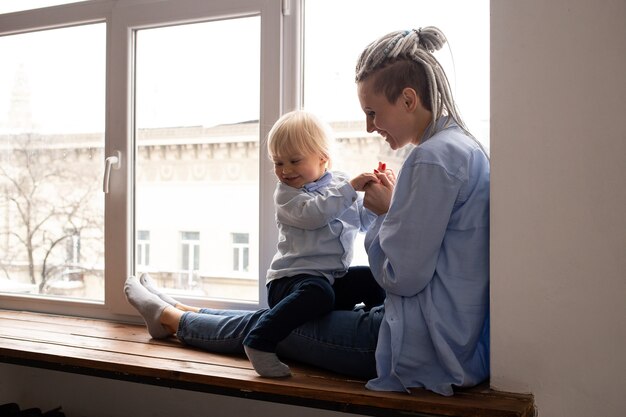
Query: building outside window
0 19 104 302
136 230 150 267
180 231 200 288
232 232 250 273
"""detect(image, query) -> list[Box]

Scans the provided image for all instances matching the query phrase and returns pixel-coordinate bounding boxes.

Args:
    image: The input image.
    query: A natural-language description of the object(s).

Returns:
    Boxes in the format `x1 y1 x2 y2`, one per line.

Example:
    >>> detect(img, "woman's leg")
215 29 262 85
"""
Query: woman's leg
130 275 383 379
138 273 179 306
333 266 385 311
175 308 267 354
124 276 174 339
277 305 383 379
176 305 383 380
125 276 234 338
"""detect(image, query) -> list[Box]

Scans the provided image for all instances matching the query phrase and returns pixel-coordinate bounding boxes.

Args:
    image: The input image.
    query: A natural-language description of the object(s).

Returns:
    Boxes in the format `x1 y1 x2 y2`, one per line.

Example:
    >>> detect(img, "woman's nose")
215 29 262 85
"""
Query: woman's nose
365 118 376 133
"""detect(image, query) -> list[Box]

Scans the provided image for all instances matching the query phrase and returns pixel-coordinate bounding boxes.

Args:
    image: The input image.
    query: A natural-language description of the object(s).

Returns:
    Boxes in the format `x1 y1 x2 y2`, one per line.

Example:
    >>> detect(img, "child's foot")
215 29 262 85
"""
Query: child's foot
243 345 292 378
124 276 172 339
139 272 179 306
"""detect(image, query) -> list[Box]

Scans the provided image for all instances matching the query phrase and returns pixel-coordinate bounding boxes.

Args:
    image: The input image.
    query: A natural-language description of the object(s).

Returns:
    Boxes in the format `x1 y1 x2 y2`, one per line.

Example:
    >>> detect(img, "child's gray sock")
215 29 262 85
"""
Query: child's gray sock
124 276 172 339
243 345 291 378
139 272 179 306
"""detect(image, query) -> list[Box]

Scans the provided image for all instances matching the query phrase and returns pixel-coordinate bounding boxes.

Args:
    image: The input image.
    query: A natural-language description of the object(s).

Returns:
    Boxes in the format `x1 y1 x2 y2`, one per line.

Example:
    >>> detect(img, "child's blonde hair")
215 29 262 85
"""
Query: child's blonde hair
267 110 333 164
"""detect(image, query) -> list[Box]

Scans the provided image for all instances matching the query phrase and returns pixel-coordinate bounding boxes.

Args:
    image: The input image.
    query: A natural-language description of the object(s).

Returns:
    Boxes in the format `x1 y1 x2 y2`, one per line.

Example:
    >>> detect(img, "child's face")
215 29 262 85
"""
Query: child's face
271 151 327 189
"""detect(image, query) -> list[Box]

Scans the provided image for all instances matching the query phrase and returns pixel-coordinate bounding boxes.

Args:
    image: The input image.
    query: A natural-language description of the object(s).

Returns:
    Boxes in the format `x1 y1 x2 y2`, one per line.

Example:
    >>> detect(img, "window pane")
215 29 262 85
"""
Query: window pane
134 16 260 303
303 0 489 266
0 24 105 300
232 233 249 244
181 231 200 241
137 230 150 267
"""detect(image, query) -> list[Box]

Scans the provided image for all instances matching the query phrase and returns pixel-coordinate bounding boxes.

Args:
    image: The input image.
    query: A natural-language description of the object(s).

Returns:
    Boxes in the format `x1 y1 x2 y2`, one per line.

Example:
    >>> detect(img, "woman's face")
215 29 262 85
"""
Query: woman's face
357 78 418 150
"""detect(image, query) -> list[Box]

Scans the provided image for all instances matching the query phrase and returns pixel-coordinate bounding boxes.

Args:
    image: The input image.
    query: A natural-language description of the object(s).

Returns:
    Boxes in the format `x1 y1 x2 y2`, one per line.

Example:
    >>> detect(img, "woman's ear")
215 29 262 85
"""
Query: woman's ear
401 87 419 111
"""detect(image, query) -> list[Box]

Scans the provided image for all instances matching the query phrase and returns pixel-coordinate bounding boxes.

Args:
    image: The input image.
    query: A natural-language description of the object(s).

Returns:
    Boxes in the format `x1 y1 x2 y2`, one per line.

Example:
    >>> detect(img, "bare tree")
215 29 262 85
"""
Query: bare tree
0 133 103 294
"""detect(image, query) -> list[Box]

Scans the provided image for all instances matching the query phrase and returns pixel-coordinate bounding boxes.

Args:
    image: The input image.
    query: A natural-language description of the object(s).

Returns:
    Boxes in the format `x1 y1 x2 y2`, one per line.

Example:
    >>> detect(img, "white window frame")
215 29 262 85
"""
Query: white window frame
0 0 300 319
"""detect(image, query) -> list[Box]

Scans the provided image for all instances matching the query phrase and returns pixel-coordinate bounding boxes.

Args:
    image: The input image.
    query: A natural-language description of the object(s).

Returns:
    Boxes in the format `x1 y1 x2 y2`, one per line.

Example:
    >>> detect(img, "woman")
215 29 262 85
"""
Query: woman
125 26 490 396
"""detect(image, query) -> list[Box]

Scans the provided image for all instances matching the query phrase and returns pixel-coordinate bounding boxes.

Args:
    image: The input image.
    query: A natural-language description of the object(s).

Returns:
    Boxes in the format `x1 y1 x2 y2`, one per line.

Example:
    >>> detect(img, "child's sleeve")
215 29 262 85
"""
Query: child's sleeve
275 177 358 230
357 193 378 232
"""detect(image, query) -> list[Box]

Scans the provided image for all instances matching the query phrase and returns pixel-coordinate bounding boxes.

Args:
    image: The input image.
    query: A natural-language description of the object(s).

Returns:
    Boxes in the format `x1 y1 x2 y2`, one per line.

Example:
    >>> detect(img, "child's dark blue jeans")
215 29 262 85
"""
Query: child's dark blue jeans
243 266 384 352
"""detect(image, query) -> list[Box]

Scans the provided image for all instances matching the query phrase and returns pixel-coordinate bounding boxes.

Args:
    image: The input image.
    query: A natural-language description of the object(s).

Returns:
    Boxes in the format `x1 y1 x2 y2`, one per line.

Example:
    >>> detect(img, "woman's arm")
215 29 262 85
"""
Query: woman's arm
365 162 461 296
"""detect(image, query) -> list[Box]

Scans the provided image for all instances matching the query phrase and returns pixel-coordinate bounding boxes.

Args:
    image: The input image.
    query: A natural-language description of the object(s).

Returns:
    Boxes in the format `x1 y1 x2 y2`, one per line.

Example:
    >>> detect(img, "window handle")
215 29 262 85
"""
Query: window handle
103 151 121 193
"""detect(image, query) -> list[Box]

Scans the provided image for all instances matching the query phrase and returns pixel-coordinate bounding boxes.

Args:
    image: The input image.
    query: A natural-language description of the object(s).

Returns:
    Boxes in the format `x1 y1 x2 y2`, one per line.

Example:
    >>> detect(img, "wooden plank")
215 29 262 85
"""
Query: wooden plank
0 309 535 417
0 318 145 341
0 309 119 327
0 327 252 370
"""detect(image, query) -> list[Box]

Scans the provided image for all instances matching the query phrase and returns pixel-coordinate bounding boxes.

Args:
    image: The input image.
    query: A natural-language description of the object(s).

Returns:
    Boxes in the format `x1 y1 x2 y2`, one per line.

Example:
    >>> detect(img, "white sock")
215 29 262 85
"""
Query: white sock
124 276 172 339
244 345 291 378
139 273 179 306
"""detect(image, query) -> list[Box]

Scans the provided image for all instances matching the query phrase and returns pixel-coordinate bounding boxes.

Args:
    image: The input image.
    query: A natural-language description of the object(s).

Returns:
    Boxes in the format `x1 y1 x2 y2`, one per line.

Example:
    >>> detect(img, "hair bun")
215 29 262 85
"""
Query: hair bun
415 26 447 52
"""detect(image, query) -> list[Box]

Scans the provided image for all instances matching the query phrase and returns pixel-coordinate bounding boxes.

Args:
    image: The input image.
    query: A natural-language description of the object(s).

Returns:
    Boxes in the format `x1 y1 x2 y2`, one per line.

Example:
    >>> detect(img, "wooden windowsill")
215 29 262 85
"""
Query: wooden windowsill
0 309 534 417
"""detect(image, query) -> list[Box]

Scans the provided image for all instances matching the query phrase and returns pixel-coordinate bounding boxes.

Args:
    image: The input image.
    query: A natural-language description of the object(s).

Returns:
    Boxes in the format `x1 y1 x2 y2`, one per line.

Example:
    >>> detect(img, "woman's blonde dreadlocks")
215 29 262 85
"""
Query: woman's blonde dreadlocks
355 26 483 150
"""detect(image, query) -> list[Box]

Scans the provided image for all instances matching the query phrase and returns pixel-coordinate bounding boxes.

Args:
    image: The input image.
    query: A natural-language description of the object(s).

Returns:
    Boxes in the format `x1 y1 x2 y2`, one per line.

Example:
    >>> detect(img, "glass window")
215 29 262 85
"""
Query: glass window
0 0 488 318
134 17 261 304
0 23 105 301
0 0 280 316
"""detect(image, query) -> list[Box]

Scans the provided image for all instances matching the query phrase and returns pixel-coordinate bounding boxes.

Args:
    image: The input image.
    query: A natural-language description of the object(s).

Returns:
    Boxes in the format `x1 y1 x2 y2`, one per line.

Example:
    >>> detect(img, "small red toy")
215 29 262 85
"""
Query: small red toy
375 161 386 172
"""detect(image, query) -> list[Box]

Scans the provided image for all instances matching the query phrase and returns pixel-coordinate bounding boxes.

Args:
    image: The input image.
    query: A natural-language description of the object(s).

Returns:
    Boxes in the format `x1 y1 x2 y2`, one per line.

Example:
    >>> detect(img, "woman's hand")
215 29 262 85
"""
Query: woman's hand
351 161 396 192
375 166 396 186
364 171 395 215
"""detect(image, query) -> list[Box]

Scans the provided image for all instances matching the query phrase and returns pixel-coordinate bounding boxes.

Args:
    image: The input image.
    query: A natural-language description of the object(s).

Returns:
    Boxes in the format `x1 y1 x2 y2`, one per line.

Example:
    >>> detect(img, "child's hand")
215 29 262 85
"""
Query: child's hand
351 162 394 192
350 173 379 191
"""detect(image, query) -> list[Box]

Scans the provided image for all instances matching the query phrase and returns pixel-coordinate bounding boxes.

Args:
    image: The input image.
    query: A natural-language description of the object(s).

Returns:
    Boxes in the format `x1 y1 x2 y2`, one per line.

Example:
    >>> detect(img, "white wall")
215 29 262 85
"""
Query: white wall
0 363 362 417
490 1 626 416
